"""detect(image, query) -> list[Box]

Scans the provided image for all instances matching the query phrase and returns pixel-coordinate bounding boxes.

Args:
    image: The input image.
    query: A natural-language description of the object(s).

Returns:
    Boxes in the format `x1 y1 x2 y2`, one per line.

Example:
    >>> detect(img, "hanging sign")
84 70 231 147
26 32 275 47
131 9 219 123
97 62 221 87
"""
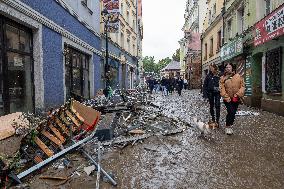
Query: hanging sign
103 0 120 33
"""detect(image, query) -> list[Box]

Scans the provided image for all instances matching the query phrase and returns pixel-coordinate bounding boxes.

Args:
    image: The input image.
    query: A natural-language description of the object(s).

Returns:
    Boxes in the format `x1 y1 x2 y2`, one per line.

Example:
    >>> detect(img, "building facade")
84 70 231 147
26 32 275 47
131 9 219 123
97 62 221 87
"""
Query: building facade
220 0 284 115
201 0 224 79
0 0 102 116
180 0 207 88
100 0 140 90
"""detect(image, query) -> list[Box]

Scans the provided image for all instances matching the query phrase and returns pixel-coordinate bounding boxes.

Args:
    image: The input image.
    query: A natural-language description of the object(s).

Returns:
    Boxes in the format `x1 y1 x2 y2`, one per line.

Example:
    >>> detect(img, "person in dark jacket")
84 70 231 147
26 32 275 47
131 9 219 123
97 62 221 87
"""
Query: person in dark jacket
203 64 221 126
161 77 168 96
168 76 175 94
176 76 184 96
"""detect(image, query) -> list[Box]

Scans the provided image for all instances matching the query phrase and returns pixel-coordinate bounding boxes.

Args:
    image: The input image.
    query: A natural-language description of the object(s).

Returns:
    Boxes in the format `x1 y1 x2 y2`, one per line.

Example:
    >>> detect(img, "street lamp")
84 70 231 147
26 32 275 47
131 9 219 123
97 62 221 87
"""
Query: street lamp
101 8 110 97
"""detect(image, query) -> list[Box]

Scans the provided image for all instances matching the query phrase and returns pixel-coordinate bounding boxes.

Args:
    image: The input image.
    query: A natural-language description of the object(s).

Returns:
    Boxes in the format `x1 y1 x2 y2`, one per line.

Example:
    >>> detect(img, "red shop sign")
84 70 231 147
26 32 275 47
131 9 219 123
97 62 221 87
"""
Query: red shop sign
254 4 284 46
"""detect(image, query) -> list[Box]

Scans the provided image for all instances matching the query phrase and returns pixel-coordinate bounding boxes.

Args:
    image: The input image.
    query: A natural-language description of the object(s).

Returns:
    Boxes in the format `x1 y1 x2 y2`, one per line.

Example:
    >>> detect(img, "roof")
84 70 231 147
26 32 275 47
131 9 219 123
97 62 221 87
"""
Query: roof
161 61 181 71
187 33 201 51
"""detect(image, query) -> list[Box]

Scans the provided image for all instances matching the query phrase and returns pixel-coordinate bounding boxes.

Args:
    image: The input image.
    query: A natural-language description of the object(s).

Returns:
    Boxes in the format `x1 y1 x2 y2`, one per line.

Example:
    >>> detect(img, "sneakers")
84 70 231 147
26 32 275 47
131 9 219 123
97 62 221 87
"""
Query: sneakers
225 128 233 135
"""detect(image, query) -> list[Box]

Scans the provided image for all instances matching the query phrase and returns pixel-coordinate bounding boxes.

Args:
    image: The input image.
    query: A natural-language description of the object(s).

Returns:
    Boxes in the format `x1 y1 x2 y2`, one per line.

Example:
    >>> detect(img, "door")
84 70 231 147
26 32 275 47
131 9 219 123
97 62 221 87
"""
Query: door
0 17 34 116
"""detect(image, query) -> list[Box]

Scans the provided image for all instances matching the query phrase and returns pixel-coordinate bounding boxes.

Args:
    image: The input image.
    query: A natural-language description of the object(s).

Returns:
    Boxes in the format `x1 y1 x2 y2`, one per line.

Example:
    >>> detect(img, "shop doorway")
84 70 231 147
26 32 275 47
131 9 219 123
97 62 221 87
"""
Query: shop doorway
252 53 263 107
0 16 34 116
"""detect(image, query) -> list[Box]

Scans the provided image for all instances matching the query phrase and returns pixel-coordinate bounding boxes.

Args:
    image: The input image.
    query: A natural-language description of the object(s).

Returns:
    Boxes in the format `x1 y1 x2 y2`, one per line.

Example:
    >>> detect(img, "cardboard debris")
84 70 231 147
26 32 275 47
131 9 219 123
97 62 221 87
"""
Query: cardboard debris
0 112 29 140
84 165 96 175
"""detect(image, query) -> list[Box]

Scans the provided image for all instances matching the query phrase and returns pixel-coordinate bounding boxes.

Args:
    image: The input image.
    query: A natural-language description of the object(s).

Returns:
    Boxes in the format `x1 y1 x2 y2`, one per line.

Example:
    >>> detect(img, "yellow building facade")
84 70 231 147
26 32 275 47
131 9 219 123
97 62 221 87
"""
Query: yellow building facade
201 0 224 78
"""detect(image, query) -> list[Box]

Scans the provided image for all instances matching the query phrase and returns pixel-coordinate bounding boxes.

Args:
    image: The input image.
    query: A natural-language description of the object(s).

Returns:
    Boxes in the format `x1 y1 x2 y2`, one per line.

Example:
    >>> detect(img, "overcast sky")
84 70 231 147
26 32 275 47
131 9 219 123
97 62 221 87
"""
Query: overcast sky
142 0 185 62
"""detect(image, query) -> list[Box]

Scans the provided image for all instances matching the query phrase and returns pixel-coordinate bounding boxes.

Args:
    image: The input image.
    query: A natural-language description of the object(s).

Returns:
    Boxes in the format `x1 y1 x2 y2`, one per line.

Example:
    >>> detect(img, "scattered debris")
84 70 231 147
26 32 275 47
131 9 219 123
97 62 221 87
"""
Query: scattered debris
236 110 260 116
84 165 96 176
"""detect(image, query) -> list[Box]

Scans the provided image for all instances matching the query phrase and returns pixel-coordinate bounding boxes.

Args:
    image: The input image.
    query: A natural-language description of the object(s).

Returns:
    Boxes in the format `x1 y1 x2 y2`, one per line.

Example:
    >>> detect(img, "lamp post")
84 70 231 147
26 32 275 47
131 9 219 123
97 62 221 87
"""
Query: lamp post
101 8 110 97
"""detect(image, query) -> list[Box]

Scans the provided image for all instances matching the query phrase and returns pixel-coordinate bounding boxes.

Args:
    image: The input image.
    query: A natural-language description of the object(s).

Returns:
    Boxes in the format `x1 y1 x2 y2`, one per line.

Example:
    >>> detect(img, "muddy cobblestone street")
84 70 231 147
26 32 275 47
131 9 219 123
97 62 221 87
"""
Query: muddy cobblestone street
100 90 284 189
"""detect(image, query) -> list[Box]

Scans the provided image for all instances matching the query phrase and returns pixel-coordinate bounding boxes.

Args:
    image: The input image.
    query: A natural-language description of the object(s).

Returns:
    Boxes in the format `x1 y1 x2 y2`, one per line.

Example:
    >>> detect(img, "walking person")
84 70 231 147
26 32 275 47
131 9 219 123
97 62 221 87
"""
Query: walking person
203 64 221 127
161 77 168 96
220 63 245 135
183 78 188 90
176 76 184 96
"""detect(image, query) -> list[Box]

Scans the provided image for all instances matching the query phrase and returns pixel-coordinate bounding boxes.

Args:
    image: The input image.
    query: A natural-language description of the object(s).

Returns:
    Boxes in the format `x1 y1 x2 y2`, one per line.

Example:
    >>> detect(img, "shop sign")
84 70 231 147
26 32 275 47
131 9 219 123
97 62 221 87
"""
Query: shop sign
103 0 120 33
221 37 243 61
245 56 252 96
254 4 284 46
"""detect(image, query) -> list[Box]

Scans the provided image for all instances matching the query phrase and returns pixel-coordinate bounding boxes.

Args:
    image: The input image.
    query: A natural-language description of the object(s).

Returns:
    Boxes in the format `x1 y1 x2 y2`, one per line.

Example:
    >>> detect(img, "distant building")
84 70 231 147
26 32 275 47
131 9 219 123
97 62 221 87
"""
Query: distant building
160 61 181 78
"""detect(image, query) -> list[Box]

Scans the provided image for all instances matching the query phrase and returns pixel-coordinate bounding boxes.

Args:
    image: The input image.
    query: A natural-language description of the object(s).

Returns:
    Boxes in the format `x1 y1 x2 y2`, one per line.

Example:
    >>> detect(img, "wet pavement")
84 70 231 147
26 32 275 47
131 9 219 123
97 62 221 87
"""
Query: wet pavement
100 90 284 189
26 90 284 189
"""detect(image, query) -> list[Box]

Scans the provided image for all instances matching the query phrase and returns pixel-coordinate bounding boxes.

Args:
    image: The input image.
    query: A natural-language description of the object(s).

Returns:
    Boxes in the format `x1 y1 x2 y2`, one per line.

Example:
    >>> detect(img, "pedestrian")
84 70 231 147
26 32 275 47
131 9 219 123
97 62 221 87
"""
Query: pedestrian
220 63 245 135
147 77 155 94
168 76 175 94
183 78 188 90
161 77 168 96
203 64 221 127
176 76 184 96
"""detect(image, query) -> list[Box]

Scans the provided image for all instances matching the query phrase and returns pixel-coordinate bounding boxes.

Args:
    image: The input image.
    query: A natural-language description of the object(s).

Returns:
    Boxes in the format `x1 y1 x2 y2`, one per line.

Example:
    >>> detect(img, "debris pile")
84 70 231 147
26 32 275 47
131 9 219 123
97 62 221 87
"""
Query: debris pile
0 89 191 188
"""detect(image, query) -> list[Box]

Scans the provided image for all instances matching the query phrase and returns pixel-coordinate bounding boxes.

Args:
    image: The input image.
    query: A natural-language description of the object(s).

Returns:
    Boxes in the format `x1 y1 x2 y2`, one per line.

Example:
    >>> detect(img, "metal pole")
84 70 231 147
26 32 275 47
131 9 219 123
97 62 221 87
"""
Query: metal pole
81 149 117 186
96 141 101 189
105 17 109 98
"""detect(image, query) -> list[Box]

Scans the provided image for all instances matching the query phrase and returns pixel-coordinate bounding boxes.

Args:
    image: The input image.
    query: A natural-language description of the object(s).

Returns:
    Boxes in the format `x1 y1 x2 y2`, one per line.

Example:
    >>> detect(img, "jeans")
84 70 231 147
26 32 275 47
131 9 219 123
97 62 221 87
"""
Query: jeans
224 101 239 126
161 86 168 95
208 92 221 123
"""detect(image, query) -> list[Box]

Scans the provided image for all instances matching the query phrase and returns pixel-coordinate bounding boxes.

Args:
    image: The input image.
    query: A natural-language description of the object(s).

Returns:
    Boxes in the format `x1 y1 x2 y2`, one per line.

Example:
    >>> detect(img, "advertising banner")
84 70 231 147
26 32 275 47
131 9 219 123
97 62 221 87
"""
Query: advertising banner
221 37 243 61
254 4 284 46
103 0 120 33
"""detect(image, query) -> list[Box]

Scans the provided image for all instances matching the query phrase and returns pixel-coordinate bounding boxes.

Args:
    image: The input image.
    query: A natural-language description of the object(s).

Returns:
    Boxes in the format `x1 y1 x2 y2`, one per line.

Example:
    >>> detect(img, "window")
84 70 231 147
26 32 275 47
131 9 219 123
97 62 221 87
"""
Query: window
127 11 130 23
133 44 135 55
217 30 222 52
127 38 130 52
210 37 214 57
213 4 216 15
64 46 90 99
204 43 208 60
265 47 282 93
237 7 244 33
120 3 124 15
227 19 232 40
208 10 212 24
120 33 124 49
265 0 271 16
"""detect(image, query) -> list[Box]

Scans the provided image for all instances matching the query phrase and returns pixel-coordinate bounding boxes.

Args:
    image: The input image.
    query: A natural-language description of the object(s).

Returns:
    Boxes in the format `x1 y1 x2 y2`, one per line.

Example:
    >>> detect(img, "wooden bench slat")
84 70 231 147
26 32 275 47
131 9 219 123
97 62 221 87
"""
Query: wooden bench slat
34 137 54 157
41 130 62 146
48 124 65 143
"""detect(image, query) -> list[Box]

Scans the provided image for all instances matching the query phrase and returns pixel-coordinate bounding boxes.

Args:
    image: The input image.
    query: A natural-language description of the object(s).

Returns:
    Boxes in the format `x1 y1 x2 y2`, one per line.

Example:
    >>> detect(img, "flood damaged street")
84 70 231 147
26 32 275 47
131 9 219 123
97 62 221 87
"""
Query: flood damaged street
20 90 284 189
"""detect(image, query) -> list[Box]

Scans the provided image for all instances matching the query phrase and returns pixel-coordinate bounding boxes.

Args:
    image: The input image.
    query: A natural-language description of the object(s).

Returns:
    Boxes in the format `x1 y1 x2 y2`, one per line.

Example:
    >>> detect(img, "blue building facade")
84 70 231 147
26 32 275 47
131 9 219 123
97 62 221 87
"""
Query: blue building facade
0 0 102 115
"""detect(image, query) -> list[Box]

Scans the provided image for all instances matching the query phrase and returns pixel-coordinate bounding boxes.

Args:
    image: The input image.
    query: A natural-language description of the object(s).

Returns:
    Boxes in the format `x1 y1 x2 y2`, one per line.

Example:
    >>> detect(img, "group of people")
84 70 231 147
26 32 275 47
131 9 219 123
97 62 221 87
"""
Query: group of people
203 63 245 135
147 76 188 96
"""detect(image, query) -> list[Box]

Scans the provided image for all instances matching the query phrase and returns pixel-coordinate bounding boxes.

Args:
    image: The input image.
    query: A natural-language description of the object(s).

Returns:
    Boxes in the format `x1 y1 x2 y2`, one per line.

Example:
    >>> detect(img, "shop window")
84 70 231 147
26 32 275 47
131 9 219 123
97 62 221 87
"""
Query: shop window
265 47 282 93
64 46 90 100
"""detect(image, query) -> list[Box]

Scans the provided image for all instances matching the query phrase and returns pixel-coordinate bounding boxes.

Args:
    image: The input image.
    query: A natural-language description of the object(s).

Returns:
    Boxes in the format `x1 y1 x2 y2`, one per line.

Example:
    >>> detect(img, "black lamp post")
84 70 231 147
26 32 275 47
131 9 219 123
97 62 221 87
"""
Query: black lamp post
101 8 110 97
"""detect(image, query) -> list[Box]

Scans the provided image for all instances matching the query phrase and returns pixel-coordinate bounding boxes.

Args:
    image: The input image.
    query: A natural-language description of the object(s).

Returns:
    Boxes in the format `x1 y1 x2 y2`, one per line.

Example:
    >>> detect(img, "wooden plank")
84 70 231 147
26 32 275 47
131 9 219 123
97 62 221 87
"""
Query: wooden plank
41 130 62 146
48 124 65 143
65 110 81 127
34 155 43 163
54 118 70 135
60 112 71 125
71 100 101 127
34 137 54 157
